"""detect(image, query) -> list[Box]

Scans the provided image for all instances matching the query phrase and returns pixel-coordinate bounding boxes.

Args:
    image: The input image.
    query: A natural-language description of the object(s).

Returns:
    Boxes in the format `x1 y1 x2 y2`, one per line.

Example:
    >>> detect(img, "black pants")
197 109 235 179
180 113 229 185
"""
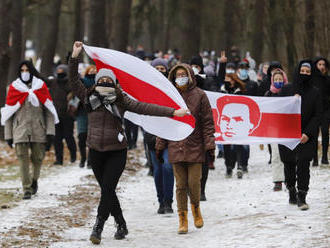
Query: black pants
124 119 138 149
223 145 244 170
54 117 77 162
284 160 310 192
200 163 209 195
313 116 329 161
78 133 90 164
90 148 127 220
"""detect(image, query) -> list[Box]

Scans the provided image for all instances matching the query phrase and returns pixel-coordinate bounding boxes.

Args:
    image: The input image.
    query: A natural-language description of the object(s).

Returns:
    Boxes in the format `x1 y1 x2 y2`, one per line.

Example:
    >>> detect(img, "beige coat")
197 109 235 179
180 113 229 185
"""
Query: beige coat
5 100 55 144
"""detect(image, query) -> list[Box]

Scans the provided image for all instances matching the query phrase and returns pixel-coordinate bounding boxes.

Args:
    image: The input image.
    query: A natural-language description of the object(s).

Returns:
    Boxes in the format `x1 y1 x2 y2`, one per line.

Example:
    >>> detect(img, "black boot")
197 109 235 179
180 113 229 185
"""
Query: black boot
297 190 309 210
22 191 32 200
226 168 233 178
164 201 174 214
157 203 165 214
114 214 128 240
90 216 105 244
288 187 297 204
79 160 85 168
200 192 207 201
31 179 38 195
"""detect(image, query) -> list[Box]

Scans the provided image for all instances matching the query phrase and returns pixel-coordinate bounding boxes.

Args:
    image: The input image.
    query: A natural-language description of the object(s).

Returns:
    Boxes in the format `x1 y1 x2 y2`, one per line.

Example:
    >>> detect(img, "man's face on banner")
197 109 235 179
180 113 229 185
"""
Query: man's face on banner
219 103 254 140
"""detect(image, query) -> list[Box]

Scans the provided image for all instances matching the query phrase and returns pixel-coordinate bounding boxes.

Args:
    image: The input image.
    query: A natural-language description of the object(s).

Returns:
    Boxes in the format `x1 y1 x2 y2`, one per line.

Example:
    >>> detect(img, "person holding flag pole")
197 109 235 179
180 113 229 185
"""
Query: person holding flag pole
69 41 189 245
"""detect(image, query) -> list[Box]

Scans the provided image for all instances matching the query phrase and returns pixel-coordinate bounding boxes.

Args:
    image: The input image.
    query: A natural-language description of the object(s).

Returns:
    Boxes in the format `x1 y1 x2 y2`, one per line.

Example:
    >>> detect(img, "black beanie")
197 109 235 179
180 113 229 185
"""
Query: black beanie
190 55 204 74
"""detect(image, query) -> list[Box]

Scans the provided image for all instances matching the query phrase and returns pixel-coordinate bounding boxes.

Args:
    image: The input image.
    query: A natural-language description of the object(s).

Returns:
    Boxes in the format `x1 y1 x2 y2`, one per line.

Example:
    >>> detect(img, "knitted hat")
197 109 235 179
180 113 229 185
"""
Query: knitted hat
95 68 117 84
190 55 204 74
151 58 169 70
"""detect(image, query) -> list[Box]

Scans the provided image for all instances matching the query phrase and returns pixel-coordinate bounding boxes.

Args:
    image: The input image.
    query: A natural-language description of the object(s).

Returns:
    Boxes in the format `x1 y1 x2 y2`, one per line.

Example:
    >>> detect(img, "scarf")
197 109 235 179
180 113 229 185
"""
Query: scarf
1 76 59 125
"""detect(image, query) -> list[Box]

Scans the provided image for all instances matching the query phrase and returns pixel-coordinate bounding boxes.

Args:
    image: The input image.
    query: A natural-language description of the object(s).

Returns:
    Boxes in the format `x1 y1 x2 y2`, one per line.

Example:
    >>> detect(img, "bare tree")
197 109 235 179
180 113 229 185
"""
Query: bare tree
251 0 265 64
304 0 315 58
8 0 24 82
112 0 132 52
74 0 84 42
40 0 62 75
180 0 202 62
89 0 107 47
0 0 12 139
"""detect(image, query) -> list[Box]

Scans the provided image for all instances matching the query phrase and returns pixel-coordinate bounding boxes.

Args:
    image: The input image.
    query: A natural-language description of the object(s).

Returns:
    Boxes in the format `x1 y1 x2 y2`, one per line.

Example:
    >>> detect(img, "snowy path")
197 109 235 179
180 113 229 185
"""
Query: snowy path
49 145 330 248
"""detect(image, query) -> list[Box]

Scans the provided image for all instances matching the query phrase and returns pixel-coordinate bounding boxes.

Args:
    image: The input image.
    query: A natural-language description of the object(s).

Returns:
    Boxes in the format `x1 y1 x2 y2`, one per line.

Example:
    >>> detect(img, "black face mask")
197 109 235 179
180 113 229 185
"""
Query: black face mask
161 71 168 78
299 74 311 84
96 82 115 88
86 74 96 79
57 73 67 79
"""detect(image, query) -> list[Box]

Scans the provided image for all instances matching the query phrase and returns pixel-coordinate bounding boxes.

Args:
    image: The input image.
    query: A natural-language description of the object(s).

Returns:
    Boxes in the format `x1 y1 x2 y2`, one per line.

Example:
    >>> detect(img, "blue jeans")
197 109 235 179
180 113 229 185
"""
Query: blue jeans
150 149 174 204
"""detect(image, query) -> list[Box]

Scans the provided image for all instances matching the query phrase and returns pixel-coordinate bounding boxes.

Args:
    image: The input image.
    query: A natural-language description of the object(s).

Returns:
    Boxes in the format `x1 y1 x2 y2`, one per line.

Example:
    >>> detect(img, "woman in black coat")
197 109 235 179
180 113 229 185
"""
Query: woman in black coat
311 57 330 165
278 59 322 210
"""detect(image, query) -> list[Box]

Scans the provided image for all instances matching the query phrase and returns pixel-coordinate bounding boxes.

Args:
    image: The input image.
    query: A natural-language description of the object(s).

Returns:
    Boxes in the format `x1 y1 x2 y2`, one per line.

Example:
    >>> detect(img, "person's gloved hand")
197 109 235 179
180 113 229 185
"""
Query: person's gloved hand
6 139 13 148
156 149 164 164
206 149 215 169
46 135 54 151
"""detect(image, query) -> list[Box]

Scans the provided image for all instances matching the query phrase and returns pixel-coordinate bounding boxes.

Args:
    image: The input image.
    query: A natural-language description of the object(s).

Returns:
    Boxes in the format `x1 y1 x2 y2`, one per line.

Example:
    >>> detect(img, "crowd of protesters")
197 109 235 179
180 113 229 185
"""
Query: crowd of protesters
1 41 328 244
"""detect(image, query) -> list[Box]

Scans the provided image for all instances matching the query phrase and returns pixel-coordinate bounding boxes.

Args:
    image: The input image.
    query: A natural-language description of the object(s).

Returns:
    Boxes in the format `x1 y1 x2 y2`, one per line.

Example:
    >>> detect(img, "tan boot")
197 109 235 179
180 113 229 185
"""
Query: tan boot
191 204 204 228
178 211 188 234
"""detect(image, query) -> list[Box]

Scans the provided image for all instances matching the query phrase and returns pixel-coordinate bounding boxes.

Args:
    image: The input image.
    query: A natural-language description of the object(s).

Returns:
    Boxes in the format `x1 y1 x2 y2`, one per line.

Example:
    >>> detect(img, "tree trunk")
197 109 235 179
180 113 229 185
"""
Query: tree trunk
180 0 202 62
0 0 12 140
40 0 62 76
304 0 315 58
106 0 114 47
251 0 265 65
281 0 297 77
8 0 24 82
112 0 132 52
223 0 237 51
266 0 279 60
74 0 84 42
89 0 107 47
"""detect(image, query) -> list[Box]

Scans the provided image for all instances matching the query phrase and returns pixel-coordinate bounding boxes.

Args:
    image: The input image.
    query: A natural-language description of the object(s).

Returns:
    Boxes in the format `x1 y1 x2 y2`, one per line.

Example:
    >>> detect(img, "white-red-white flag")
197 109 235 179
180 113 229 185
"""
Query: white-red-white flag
83 44 195 141
1 77 59 125
205 91 301 150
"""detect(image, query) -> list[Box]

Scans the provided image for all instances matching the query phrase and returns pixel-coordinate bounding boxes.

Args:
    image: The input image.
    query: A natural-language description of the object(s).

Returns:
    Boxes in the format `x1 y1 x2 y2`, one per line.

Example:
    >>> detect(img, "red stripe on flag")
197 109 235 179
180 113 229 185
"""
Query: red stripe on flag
6 85 28 106
253 113 301 138
93 59 195 128
212 109 301 139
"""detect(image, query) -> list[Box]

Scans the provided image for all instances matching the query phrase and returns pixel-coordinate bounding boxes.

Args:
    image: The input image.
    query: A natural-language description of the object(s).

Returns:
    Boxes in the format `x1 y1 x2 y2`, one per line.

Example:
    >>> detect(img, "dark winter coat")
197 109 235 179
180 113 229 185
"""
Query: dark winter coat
156 63 215 164
276 60 322 162
312 57 330 116
46 72 72 119
69 57 175 152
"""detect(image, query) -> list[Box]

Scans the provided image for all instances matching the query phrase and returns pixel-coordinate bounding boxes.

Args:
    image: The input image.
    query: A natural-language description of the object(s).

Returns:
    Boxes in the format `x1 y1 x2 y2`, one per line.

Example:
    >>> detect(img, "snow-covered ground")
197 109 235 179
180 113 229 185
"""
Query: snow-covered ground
1 145 329 248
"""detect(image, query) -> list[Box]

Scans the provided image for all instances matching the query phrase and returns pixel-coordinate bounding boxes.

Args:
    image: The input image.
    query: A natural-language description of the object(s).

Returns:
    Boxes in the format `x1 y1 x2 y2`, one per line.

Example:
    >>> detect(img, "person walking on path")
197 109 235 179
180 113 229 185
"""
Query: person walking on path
69 41 188 244
156 63 215 234
2 60 57 200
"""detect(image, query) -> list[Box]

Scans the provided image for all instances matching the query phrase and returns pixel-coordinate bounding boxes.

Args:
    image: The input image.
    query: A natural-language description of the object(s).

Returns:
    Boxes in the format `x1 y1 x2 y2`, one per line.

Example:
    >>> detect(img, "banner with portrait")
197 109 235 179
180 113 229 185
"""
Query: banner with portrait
205 92 301 150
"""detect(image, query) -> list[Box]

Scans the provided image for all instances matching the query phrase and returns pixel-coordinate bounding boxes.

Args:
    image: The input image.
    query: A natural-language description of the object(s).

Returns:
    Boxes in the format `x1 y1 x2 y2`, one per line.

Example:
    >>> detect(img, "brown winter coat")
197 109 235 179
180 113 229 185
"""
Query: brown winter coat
156 64 215 164
68 57 175 152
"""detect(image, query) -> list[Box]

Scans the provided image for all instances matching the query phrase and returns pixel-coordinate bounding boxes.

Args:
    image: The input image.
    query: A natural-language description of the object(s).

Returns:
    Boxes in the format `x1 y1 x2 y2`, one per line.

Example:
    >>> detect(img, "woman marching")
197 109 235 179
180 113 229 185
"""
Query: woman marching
69 41 188 244
156 63 215 234
279 60 322 210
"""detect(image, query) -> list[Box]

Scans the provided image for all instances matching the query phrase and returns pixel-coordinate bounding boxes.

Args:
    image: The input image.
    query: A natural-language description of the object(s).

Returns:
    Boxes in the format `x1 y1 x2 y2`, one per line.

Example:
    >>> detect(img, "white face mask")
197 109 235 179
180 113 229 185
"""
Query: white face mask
175 76 189 86
192 67 200 75
226 69 235 74
21 72 30 82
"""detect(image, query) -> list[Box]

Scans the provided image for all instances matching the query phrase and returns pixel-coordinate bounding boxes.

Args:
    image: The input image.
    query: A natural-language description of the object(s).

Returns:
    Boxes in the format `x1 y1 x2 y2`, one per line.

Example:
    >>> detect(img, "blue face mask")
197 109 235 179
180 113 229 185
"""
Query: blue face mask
238 69 248 80
274 82 284 89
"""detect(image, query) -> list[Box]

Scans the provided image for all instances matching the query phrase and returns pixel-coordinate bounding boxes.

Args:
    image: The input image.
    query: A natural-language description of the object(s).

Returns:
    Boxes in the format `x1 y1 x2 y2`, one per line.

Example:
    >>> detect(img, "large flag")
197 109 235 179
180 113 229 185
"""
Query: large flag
1 77 59 126
205 91 301 150
83 44 195 141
